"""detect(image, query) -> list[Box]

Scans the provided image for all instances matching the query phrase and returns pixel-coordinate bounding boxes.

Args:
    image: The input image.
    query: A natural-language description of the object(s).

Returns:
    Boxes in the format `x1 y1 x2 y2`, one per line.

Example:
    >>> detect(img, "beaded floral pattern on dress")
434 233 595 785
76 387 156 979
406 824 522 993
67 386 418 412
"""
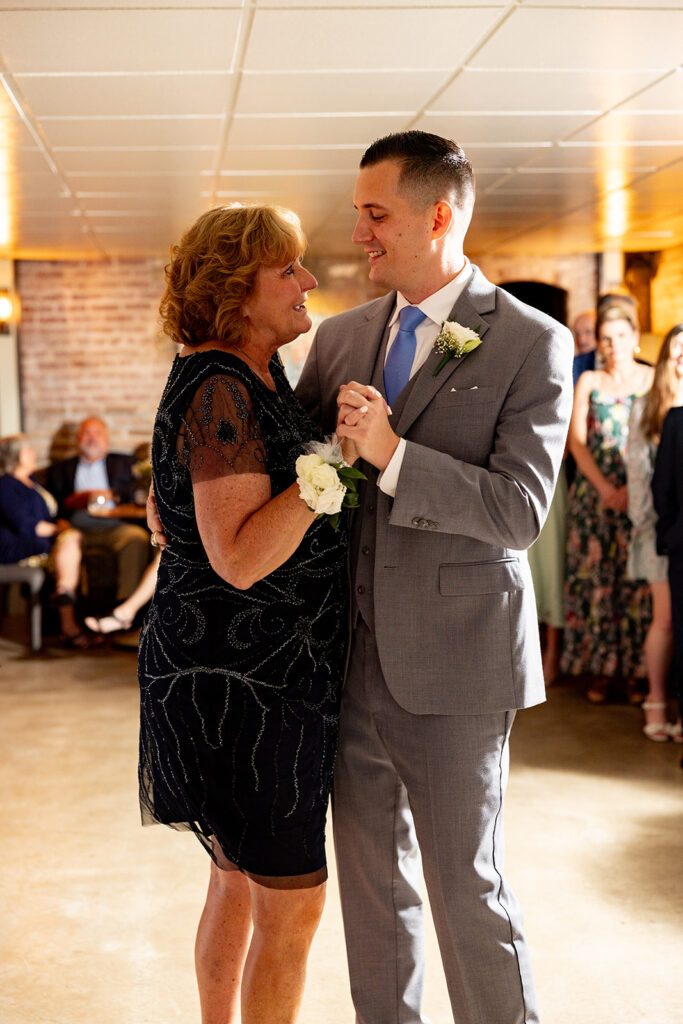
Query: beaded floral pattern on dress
138 351 349 878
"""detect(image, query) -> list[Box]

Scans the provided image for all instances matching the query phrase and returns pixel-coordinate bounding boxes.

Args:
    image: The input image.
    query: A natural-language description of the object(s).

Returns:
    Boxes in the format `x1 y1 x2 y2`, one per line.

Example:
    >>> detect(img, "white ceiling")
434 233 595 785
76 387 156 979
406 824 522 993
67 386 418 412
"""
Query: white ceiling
0 0 682 261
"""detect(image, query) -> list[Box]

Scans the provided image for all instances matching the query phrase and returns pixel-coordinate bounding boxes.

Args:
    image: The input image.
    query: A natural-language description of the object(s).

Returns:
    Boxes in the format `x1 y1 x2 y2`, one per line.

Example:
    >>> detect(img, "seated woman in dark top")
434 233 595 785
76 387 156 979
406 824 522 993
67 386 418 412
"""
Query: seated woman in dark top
0 434 87 647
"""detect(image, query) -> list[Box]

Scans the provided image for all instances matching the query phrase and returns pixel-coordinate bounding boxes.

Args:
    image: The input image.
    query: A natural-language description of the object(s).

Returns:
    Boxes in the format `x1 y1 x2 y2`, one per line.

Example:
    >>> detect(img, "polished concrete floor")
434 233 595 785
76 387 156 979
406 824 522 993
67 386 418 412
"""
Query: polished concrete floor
1 627 682 1024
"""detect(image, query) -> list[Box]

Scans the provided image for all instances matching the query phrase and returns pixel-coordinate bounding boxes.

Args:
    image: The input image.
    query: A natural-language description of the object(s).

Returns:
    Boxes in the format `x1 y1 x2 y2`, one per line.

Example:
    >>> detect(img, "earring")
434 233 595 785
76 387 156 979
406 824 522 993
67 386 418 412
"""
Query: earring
634 345 640 355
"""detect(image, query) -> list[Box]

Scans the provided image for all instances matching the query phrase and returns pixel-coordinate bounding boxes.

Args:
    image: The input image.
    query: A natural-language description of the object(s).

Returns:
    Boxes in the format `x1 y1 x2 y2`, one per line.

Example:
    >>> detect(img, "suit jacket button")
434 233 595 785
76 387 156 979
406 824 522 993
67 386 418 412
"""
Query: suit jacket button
430 521 439 529
367 503 375 513
412 516 421 526
356 584 366 595
362 546 371 555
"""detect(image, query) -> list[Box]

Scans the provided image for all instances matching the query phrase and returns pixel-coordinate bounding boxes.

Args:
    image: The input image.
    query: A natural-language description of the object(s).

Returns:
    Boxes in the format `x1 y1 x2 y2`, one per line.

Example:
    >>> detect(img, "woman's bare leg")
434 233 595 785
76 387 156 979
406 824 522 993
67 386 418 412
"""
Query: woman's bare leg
52 530 82 637
241 879 326 1024
53 529 82 596
643 580 673 730
542 624 562 684
195 861 252 1024
85 552 160 633
112 552 160 621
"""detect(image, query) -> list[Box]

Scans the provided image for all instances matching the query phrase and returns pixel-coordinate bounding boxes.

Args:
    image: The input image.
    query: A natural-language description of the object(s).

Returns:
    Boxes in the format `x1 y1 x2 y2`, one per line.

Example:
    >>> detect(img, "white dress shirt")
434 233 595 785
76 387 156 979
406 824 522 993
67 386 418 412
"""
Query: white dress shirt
74 457 115 508
378 258 473 496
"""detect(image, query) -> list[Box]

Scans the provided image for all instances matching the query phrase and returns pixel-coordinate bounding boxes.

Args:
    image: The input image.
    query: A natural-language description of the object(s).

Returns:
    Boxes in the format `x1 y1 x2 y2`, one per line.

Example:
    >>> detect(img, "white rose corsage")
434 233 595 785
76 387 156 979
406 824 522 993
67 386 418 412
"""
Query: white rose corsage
296 434 366 531
433 320 482 376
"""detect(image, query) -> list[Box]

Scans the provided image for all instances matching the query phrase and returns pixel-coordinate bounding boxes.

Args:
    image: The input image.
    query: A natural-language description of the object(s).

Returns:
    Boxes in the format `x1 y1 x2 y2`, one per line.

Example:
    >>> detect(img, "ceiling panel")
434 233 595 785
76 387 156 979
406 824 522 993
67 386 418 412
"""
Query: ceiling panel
0 1 230 7
65 173 208 200
0 117 39 149
213 171 354 195
245 7 504 71
0 1 682 260
0 148 55 174
221 146 364 173
479 189 589 213
619 68 683 110
228 113 412 148
39 117 223 149
470 7 683 71
236 70 449 116
260 0 484 6
569 111 683 144
441 144 552 171
16 73 234 118
0 10 243 73
430 68 665 113
492 169 616 194
77 190 201 211
518 144 676 171
629 160 683 196
419 112 592 144
55 148 214 174
522 0 683 7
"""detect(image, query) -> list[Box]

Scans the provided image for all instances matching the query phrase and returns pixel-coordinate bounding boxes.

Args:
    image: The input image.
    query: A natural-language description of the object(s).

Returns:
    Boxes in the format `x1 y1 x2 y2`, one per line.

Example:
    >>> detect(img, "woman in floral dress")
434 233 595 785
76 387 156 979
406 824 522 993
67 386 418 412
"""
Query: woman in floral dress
561 303 653 702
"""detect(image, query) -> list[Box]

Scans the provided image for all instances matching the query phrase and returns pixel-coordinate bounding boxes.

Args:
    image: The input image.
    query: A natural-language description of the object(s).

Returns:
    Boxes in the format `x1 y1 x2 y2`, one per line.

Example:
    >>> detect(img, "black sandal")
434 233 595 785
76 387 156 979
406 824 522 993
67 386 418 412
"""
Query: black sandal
60 630 91 650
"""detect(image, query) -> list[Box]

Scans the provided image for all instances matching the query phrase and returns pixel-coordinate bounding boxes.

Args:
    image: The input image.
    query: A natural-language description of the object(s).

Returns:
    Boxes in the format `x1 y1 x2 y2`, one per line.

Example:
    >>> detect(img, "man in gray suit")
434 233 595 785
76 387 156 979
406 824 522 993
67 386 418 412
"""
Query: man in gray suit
295 131 573 1024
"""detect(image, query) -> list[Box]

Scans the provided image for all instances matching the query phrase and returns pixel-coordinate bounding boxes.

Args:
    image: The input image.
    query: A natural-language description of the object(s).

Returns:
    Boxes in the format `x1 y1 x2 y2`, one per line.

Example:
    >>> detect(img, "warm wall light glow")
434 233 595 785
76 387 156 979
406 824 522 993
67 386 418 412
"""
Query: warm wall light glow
602 166 630 240
0 292 12 322
0 147 11 249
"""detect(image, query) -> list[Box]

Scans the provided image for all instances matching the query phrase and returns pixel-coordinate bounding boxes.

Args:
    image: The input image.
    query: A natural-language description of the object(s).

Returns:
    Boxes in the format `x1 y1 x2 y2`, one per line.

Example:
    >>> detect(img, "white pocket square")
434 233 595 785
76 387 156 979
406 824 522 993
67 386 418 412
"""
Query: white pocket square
450 385 479 392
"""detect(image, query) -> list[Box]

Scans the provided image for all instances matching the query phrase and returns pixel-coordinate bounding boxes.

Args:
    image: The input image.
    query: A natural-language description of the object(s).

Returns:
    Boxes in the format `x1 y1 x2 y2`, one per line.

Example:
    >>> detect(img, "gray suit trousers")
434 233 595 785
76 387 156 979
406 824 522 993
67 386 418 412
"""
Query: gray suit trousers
333 622 540 1024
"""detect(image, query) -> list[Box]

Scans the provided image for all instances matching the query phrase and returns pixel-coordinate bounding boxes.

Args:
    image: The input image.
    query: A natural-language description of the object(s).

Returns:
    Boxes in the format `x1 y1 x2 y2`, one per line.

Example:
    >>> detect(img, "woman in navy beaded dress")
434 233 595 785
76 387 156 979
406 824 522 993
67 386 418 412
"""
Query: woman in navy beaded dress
138 205 350 1023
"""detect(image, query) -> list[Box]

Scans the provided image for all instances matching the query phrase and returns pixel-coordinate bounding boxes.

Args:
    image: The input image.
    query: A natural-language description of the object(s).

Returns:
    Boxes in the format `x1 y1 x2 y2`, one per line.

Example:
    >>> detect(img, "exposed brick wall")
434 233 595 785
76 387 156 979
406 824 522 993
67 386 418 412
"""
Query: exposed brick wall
309 251 600 328
17 258 175 466
475 252 599 327
651 244 683 338
15 249 600 469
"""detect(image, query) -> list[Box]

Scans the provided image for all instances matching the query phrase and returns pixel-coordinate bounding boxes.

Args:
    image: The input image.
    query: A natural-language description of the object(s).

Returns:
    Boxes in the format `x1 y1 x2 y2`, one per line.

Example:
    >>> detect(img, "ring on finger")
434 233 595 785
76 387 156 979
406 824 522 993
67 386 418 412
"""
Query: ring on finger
150 530 159 548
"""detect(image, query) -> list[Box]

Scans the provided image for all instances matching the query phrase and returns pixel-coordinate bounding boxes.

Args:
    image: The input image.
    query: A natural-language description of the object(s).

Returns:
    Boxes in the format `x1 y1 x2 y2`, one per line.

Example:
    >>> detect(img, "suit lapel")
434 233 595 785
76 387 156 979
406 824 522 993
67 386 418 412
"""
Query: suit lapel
346 291 396 389
396 267 496 435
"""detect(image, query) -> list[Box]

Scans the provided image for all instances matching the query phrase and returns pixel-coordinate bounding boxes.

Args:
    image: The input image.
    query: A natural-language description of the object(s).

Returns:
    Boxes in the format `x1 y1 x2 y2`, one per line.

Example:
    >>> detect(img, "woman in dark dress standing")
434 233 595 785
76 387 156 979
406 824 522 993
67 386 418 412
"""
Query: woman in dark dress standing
652 327 683 753
138 204 350 1023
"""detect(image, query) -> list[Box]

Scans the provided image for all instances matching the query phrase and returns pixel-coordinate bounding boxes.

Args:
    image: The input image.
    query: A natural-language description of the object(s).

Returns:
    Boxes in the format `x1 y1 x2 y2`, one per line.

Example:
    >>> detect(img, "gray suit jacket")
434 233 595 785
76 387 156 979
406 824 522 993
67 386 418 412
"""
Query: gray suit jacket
295 265 574 715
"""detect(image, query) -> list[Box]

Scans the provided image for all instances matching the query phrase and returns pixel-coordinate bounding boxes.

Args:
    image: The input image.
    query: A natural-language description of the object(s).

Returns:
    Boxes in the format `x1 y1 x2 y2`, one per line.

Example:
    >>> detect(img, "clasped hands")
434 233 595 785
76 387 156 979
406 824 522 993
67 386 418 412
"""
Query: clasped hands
336 381 398 472
146 381 397 548
600 482 628 513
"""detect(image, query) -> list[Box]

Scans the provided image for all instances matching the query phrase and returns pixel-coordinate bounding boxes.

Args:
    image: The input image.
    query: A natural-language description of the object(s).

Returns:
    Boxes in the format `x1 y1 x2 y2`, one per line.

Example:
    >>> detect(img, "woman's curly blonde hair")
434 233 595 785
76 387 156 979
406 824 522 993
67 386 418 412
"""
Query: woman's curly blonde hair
159 204 307 348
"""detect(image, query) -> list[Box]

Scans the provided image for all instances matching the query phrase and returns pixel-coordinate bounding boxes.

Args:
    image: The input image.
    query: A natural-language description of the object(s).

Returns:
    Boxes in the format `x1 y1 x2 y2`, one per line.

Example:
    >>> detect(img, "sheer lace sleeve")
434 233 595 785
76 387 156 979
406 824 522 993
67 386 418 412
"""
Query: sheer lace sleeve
177 372 268 484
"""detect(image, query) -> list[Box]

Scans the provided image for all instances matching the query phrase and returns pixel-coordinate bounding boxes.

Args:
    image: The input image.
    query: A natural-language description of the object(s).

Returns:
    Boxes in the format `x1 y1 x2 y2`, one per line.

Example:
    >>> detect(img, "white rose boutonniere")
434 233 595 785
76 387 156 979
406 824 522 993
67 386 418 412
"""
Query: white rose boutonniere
296 434 366 531
433 320 482 376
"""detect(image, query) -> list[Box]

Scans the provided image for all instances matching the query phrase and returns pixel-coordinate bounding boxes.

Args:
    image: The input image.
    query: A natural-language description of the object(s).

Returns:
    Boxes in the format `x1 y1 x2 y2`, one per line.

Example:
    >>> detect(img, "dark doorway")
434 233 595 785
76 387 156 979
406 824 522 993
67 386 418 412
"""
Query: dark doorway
499 281 568 326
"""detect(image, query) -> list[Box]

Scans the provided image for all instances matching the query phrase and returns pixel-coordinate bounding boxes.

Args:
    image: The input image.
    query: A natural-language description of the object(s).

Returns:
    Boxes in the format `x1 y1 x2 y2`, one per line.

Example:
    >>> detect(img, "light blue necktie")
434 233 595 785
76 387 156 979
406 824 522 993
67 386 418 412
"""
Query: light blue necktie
384 305 427 406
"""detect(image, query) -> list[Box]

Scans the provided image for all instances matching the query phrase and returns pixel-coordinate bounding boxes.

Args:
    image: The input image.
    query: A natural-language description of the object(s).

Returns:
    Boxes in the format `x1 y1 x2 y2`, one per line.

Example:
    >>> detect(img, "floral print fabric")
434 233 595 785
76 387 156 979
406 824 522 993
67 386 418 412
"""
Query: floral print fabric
561 389 651 679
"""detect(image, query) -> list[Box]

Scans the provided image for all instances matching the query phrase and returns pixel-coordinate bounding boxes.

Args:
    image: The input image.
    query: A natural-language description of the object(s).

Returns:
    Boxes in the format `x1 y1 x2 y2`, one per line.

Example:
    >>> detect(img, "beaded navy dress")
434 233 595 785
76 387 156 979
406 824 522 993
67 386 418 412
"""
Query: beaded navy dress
138 350 349 885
